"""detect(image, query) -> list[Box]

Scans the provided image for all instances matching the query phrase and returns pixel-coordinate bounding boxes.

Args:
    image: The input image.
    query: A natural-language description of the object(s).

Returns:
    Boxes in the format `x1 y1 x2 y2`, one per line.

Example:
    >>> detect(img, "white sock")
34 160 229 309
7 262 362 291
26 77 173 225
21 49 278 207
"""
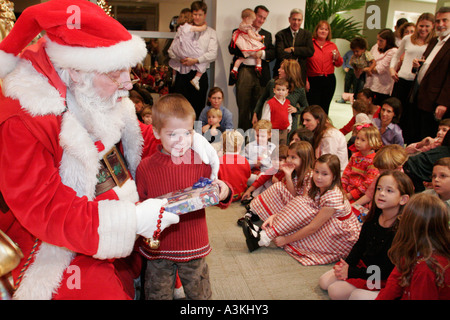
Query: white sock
257 230 271 247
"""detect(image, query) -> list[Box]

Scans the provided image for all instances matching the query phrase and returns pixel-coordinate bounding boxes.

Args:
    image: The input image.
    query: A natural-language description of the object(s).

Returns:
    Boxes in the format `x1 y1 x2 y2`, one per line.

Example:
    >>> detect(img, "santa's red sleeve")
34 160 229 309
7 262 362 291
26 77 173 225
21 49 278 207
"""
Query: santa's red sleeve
0 117 137 259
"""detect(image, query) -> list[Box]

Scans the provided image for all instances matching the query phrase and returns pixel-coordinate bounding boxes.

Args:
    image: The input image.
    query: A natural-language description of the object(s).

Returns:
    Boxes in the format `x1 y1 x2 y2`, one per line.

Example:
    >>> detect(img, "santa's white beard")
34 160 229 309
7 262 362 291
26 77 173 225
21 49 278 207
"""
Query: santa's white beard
65 72 129 144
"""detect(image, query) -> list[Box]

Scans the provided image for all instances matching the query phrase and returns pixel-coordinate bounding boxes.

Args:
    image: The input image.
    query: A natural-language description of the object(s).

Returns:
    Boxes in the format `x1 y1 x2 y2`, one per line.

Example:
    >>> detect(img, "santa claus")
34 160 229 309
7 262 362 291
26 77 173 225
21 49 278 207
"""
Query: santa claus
0 0 218 299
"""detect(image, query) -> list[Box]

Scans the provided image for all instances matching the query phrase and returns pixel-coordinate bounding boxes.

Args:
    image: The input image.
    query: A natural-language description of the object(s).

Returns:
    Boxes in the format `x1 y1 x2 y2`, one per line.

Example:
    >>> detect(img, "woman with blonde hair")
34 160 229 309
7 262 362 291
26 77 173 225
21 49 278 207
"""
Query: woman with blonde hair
306 20 343 115
252 59 308 134
389 12 435 144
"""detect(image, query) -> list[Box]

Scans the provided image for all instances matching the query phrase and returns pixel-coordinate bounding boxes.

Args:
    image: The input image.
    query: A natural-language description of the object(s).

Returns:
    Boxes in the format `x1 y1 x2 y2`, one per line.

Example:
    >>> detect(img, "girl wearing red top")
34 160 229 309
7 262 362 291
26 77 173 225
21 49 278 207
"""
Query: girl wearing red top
376 193 450 300
306 20 343 114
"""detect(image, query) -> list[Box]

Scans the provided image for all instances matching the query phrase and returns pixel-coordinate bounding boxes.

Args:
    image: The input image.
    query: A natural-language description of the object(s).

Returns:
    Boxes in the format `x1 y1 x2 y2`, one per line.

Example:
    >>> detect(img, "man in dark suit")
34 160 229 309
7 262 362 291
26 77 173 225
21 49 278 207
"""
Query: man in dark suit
413 6 450 140
273 8 314 84
228 5 276 131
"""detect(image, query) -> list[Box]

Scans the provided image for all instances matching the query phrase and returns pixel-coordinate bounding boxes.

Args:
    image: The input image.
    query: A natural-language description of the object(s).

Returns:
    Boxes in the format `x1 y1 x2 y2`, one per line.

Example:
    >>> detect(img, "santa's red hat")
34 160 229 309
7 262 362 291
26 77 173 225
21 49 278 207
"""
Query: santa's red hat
0 0 147 78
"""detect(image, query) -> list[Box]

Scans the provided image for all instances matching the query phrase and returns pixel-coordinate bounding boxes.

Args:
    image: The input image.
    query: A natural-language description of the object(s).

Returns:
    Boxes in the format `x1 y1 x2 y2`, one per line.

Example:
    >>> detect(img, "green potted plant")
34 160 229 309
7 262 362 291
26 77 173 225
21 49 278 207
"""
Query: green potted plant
304 0 365 40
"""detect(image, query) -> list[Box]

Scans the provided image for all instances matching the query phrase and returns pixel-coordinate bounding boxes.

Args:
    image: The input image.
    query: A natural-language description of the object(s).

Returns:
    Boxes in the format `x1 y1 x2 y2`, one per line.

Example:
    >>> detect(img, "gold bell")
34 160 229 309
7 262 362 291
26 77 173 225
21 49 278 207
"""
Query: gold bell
145 238 160 249
0 229 23 278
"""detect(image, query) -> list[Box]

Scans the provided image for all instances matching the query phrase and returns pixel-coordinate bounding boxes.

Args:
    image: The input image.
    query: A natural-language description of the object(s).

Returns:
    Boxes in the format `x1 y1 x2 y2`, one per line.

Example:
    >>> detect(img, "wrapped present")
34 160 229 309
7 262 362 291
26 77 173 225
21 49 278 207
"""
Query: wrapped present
157 177 220 215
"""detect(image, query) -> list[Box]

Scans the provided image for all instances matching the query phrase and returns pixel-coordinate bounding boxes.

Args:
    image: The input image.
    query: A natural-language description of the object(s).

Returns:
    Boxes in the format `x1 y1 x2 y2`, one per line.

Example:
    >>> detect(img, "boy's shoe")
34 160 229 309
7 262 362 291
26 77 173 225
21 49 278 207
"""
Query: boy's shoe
336 98 346 103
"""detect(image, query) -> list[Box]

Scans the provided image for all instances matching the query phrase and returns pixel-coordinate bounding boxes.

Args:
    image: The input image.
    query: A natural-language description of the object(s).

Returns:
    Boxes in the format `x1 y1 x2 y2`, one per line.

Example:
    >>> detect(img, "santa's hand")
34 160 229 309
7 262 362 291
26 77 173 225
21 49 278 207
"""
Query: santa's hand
135 198 179 239
192 132 219 180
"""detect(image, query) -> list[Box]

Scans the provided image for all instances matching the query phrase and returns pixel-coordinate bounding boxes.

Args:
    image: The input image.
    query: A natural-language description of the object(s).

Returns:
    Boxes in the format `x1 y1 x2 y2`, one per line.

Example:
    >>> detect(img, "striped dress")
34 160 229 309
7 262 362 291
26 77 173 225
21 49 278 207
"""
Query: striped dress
251 180 361 265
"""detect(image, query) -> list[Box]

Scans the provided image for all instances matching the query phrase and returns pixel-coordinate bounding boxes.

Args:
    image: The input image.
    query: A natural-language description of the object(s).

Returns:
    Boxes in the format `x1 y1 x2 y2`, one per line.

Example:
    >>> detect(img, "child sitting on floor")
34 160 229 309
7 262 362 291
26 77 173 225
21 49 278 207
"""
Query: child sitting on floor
244 154 360 266
352 144 408 220
218 130 251 202
244 120 277 186
376 193 450 300
241 145 288 204
320 171 414 300
423 157 450 210
342 124 383 202
405 118 450 155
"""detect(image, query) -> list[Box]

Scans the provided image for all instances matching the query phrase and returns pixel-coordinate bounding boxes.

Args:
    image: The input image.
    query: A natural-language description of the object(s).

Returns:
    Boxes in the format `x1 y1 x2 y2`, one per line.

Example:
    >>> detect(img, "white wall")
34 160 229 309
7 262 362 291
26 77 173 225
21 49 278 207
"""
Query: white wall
214 0 306 127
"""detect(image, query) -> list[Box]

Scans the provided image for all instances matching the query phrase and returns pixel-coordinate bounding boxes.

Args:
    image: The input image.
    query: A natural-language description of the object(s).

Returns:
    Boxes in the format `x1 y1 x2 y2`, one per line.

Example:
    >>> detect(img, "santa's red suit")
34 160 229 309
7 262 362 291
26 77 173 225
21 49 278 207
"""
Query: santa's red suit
0 0 157 300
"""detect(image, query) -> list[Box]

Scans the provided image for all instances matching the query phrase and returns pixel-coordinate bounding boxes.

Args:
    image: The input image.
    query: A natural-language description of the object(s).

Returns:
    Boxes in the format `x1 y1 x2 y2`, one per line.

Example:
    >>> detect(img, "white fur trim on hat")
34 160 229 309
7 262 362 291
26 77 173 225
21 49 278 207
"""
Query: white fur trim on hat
45 35 147 73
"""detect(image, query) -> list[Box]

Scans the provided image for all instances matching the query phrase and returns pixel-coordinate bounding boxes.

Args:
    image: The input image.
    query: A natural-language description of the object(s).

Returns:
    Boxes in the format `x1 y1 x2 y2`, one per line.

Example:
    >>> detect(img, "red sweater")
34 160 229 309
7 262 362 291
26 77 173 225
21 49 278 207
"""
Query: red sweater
268 97 290 130
376 254 450 300
218 153 251 201
136 147 231 262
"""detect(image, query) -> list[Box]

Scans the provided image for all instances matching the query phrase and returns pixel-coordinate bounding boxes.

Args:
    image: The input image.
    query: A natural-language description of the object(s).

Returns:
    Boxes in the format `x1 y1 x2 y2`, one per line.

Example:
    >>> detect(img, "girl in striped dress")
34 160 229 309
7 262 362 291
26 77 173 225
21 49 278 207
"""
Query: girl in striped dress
248 141 315 221
243 154 361 266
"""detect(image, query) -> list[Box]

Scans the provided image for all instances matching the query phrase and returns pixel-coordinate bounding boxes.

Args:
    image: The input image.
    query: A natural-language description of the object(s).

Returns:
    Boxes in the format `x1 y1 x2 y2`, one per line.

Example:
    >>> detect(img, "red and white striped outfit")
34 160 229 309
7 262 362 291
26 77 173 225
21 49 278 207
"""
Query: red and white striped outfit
251 178 361 265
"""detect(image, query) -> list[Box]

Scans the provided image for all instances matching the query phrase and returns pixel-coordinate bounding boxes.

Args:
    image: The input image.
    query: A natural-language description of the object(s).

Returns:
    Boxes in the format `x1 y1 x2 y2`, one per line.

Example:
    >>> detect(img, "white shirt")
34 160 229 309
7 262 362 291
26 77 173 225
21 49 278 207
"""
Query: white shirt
390 34 428 81
418 33 450 84
317 127 349 175
243 140 276 172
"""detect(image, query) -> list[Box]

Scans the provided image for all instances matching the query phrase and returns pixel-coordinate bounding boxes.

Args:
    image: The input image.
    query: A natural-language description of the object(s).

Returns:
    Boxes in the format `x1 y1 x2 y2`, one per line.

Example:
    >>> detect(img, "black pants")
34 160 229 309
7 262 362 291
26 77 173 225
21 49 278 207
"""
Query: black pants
236 66 262 131
372 92 390 107
392 78 415 144
306 74 336 115
344 69 356 93
172 70 209 118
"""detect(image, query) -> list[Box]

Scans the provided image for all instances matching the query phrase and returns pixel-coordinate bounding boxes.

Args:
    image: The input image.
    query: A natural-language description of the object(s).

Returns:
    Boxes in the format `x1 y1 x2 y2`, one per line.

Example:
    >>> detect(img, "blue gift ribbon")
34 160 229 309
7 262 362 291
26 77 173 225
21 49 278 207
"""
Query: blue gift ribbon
193 177 212 189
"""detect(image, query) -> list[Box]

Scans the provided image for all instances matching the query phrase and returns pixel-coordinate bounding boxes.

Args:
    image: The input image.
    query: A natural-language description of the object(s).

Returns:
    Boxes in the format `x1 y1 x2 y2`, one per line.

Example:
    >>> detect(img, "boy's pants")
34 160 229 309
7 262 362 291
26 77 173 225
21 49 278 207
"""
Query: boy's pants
144 257 211 300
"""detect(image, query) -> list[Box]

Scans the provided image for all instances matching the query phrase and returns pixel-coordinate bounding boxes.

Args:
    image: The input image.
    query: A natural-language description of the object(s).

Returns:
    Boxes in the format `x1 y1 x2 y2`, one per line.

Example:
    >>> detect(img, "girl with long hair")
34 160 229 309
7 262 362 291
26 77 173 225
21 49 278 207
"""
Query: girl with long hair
376 193 450 300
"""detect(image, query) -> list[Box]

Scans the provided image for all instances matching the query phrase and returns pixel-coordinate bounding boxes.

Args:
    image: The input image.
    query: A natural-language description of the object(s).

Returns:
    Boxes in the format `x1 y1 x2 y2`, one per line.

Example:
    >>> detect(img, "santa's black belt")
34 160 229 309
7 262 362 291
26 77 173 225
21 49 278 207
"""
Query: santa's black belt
95 145 130 197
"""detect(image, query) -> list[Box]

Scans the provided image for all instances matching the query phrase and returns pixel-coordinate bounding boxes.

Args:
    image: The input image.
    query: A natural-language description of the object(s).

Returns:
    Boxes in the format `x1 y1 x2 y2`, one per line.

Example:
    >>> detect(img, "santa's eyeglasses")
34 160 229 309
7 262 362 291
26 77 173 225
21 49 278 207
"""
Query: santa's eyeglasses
106 71 140 89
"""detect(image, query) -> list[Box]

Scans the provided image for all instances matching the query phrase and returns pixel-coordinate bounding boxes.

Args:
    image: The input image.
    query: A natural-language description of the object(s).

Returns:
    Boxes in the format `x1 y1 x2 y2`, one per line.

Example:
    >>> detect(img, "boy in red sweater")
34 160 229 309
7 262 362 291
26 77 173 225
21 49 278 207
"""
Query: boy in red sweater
261 78 292 146
218 130 251 201
135 94 233 300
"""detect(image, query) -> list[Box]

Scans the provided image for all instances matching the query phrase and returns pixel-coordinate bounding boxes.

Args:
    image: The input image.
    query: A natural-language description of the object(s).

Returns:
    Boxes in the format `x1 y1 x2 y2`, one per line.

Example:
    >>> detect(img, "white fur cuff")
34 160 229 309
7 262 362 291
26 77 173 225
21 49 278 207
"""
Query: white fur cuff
95 200 137 260
0 50 20 79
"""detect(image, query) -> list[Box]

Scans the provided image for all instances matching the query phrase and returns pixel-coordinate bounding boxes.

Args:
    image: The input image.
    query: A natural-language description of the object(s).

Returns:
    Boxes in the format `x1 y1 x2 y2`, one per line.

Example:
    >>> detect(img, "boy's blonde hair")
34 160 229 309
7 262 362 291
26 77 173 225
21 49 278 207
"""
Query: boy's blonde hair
253 119 272 133
141 106 152 117
152 94 196 131
222 130 244 153
356 125 383 150
241 8 255 20
373 144 408 170
207 108 222 119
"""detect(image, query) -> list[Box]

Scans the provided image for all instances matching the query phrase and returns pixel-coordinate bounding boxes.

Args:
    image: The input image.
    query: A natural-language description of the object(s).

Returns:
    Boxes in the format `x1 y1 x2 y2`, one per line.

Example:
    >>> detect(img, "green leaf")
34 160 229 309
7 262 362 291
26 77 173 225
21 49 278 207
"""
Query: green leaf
304 0 365 41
